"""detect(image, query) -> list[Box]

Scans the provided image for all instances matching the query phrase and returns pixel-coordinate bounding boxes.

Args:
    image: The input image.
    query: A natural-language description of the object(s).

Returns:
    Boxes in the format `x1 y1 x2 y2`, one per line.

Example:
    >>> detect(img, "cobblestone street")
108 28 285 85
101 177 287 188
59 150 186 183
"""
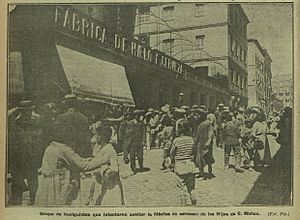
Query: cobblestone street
78 135 284 207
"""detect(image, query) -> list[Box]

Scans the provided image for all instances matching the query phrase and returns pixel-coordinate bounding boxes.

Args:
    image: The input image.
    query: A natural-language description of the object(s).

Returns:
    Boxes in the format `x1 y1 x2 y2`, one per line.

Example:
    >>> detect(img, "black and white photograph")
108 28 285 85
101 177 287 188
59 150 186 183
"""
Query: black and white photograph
5 1 294 209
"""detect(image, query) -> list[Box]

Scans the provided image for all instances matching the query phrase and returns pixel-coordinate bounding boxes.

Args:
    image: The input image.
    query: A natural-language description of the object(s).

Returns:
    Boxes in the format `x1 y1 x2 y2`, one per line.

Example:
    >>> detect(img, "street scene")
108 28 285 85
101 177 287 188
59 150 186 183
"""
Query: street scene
7 3 292 207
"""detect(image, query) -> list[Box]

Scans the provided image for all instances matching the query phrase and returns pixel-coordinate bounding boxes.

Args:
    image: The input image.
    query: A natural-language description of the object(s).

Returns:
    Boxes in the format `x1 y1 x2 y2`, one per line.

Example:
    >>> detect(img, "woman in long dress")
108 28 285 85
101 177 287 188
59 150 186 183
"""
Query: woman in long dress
251 112 271 168
35 115 108 206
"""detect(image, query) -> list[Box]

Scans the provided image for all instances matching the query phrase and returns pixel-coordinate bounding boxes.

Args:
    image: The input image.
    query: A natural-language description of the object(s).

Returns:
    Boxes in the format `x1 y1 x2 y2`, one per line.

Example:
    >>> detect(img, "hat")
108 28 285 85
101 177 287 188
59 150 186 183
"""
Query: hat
238 107 245 112
251 108 261 113
161 106 170 113
133 109 141 115
145 111 153 117
218 103 224 108
223 109 230 113
153 110 160 114
17 100 35 110
175 108 186 114
191 105 199 109
200 105 206 109
195 108 206 114
223 106 230 111
179 92 184 96
147 108 154 112
64 94 78 102
180 105 190 110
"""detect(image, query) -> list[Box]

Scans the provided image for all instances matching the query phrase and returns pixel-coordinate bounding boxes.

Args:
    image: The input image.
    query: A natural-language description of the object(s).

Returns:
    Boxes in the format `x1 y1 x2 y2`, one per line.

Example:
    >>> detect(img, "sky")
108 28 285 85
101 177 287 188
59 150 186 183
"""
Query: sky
241 3 293 76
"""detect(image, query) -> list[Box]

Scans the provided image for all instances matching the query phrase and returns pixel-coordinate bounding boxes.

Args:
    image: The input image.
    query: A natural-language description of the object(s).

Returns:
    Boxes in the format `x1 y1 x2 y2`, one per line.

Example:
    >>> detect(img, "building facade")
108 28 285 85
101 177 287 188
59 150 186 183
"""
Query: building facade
247 39 273 112
134 3 249 107
9 4 227 113
272 74 293 108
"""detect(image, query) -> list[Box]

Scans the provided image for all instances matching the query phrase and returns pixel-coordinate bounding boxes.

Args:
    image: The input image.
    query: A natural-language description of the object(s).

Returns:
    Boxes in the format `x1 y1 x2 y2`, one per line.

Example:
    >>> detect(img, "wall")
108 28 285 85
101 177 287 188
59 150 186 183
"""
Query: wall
135 3 228 34
247 41 265 108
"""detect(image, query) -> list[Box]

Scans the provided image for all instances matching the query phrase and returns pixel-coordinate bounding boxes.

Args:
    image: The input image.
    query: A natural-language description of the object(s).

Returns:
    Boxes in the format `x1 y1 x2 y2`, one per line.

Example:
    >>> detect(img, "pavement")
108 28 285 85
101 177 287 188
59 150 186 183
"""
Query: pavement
20 135 290 206
77 135 286 207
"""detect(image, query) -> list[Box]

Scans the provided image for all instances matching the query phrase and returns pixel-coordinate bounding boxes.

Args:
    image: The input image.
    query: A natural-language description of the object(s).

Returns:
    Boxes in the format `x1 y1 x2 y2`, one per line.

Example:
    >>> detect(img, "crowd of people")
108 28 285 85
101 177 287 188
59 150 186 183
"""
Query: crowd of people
7 94 292 206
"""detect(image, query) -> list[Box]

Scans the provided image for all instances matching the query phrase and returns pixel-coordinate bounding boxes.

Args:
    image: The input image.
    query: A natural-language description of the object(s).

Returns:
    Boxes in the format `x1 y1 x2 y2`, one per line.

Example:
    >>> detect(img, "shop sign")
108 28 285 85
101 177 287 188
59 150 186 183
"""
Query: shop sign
114 33 185 75
54 6 188 76
55 6 106 44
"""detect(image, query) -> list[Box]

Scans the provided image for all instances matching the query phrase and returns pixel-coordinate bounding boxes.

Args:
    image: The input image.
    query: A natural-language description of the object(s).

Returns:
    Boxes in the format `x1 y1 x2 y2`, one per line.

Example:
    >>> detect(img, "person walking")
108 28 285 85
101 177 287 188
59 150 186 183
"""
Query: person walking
118 112 132 164
170 120 197 206
128 110 146 174
194 109 215 179
223 112 244 173
214 104 224 148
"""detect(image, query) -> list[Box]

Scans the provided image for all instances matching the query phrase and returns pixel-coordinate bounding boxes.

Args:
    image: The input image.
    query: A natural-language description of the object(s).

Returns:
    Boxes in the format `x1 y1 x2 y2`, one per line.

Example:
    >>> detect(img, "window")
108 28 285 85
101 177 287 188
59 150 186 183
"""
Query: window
88 7 94 17
235 73 239 85
230 71 234 82
286 92 290 96
162 39 174 55
235 43 238 58
195 35 205 48
138 35 150 45
138 6 150 23
237 45 240 59
240 76 243 88
163 6 174 20
194 3 205 17
231 38 235 54
244 51 247 64
240 49 243 62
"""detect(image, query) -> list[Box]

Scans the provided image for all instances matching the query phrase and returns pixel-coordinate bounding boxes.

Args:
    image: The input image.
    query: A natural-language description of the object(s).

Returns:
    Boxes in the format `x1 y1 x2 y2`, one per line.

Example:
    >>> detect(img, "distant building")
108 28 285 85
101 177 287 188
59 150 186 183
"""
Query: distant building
272 74 293 108
247 39 273 112
134 3 250 108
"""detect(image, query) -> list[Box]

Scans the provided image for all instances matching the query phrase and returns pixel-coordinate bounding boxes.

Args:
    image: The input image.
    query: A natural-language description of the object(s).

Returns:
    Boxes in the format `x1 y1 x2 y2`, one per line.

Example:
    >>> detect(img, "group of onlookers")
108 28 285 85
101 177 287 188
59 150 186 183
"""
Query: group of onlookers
7 93 292 206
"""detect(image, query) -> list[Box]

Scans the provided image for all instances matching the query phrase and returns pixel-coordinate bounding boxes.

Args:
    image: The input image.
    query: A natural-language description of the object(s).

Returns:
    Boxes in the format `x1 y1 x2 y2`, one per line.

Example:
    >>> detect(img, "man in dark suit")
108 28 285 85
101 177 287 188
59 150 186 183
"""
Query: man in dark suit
57 94 91 158
128 110 146 174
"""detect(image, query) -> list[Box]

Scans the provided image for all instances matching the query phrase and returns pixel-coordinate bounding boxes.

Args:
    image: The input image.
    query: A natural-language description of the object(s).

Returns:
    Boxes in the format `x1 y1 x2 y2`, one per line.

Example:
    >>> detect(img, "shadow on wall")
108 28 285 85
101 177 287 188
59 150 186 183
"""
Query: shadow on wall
242 144 292 206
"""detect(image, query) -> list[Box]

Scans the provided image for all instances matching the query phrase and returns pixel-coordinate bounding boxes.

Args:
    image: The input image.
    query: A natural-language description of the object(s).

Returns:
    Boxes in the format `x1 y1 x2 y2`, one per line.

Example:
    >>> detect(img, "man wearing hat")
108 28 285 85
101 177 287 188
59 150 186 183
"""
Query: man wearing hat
214 104 224 148
128 110 146 174
194 109 215 179
8 100 42 205
177 92 185 107
223 112 244 173
118 112 133 164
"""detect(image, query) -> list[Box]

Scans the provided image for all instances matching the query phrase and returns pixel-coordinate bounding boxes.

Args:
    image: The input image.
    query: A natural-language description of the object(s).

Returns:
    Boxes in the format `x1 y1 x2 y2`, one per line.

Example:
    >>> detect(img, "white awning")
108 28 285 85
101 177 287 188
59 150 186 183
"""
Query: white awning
56 44 135 106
